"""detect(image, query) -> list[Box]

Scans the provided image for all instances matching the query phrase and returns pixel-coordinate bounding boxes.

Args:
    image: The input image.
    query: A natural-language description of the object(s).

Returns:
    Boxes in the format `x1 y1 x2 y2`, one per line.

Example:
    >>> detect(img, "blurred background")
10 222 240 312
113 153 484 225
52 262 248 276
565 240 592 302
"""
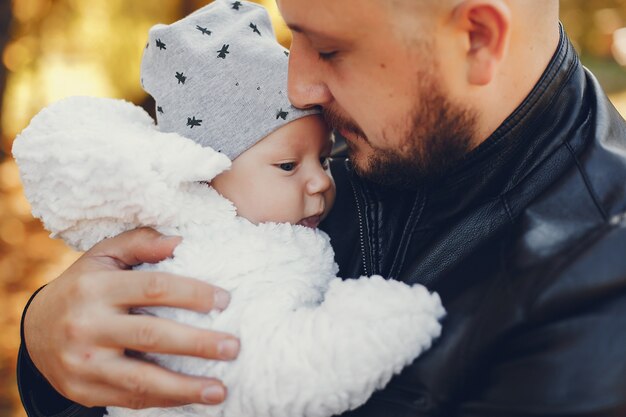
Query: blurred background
1 1 625 416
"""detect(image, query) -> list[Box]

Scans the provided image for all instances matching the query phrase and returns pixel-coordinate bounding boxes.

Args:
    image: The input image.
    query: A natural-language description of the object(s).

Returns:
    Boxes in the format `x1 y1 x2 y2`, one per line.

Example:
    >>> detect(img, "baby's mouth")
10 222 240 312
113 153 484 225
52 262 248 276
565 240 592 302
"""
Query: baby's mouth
298 215 322 229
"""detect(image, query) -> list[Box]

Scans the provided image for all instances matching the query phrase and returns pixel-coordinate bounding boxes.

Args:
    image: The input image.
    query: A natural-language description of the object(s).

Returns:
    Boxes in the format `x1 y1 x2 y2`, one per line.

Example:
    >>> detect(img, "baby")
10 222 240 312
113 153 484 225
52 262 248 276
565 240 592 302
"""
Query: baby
13 1 444 417
139 0 336 231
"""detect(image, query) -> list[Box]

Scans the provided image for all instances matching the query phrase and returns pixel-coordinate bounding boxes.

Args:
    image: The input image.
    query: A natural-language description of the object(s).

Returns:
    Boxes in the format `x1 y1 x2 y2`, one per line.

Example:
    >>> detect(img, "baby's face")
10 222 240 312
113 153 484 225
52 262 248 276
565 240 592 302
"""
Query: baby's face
212 115 336 228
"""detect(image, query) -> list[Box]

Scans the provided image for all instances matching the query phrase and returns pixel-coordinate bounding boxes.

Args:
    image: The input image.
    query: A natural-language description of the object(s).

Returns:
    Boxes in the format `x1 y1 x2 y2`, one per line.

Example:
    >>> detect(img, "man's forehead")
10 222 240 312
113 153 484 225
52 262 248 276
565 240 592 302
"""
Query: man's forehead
277 0 342 22
276 0 386 35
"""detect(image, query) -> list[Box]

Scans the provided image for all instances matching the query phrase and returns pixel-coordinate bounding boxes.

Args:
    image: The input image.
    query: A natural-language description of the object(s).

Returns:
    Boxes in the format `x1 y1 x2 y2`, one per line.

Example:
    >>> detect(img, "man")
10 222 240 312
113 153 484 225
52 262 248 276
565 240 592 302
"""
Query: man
17 0 626 416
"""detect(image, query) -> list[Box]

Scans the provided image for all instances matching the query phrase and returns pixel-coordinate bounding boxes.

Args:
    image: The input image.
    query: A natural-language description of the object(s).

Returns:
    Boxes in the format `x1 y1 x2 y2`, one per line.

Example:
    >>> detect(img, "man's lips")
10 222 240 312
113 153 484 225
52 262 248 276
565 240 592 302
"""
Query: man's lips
298 215 322 229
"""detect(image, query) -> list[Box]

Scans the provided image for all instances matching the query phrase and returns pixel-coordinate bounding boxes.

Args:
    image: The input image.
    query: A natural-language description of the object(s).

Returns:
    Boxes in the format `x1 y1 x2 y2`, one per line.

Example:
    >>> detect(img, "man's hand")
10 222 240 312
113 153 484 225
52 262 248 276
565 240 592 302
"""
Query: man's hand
23 228 239 409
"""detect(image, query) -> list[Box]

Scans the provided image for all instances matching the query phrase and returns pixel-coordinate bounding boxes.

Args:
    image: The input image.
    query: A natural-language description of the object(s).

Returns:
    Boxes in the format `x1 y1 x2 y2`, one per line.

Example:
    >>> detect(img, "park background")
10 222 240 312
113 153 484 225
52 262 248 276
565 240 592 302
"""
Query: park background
1 0 626 416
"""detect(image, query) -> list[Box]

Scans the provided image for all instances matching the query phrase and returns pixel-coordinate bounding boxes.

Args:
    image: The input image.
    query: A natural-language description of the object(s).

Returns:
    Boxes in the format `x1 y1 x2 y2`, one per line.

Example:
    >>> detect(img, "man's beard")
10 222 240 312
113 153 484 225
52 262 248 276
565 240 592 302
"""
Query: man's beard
324 71 478 189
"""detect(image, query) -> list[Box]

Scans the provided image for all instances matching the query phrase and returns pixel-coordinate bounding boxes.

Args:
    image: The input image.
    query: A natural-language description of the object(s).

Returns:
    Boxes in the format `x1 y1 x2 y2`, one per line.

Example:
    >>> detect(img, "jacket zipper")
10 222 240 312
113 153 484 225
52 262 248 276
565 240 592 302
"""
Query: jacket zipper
349 173 370 276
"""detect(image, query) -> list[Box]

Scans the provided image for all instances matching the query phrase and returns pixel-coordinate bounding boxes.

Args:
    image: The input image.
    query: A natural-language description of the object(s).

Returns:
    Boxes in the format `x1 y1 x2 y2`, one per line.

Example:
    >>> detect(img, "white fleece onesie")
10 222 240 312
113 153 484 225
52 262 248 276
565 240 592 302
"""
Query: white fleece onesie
13 96 445 417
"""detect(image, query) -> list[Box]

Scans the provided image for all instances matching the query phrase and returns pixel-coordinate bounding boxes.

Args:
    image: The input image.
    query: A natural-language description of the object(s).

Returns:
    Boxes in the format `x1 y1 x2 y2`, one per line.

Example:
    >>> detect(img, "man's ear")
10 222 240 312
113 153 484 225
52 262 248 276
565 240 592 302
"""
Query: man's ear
452 0 511 86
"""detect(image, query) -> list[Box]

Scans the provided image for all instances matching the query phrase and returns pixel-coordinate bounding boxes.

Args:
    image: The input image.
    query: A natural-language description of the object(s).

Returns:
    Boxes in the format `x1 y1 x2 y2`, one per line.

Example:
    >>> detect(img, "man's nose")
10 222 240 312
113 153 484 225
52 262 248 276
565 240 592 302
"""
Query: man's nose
288 39 332 109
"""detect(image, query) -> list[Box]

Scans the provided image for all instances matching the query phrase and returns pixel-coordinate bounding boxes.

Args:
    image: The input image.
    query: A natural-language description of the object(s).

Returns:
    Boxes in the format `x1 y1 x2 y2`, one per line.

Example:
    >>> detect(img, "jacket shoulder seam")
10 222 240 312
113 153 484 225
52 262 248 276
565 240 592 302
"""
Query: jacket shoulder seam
564 140 609 222
501 195 515 224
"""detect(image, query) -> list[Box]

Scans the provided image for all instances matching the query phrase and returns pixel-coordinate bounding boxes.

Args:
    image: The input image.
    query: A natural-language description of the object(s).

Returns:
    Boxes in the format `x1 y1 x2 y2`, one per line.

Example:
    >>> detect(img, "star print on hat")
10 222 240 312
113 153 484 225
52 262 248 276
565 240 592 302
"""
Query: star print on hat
140 0 318 160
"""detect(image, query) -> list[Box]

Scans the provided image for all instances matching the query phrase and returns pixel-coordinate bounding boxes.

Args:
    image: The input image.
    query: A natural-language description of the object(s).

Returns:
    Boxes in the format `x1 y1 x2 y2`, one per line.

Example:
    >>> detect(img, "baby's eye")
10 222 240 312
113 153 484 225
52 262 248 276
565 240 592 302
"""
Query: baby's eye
278 162 296 172
320 157 330 169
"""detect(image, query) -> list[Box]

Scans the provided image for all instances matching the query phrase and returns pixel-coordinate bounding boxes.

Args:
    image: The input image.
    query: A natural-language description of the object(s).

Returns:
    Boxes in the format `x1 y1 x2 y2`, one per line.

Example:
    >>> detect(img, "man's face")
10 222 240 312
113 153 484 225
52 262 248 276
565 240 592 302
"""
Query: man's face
212 115 335 228
278 0 478 188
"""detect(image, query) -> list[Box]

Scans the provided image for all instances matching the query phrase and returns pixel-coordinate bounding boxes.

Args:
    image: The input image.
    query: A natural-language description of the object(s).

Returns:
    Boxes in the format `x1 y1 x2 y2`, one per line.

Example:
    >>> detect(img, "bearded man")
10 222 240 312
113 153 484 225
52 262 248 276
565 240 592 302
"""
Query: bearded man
17 0 626 416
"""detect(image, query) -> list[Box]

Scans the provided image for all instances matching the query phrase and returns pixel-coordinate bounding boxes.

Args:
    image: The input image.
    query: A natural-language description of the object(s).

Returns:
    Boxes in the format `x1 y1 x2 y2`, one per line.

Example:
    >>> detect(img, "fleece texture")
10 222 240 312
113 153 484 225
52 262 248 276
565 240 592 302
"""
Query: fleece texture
12 96 445 417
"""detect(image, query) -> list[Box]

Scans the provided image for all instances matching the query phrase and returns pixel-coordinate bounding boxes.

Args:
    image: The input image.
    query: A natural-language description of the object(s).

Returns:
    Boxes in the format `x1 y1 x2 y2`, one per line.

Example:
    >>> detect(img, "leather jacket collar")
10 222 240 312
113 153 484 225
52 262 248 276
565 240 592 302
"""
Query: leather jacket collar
425 24 583 220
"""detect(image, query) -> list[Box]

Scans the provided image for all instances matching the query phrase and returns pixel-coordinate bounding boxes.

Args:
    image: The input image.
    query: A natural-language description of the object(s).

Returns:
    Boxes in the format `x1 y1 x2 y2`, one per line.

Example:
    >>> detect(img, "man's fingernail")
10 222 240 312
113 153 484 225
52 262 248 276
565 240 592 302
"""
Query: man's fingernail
201 385 225 403
217 339 240 360
214 289 231 311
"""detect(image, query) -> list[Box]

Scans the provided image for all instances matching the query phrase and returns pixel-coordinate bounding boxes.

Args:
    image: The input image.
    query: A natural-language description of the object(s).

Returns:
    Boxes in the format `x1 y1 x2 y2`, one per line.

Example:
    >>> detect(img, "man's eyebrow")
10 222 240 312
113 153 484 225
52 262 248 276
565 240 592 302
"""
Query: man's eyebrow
287 23 338 40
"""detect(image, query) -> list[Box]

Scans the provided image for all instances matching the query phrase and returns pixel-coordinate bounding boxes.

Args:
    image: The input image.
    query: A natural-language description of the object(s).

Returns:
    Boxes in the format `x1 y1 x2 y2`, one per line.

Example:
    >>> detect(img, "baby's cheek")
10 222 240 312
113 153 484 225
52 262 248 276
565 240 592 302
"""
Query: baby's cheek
256 195 299 224
229 189 269 224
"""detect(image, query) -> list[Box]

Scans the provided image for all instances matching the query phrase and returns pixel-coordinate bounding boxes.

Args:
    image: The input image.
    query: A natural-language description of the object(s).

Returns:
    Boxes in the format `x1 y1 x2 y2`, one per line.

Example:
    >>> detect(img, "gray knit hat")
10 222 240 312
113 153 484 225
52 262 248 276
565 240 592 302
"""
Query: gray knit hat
140 0 318 160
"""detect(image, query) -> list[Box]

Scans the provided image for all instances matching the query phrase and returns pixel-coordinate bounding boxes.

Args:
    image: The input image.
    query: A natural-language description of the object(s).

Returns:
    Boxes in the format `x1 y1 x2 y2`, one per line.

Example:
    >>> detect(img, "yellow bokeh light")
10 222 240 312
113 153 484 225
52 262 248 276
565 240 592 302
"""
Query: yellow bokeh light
12 0 53 23
40 55 115 100
0 218 26 246
2 37 35 72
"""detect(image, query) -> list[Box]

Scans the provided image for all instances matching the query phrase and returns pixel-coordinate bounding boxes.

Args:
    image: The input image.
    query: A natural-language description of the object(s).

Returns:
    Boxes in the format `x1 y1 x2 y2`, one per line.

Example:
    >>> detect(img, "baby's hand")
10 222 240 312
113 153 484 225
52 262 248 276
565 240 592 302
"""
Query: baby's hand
23 228 239 409
324 275 444 322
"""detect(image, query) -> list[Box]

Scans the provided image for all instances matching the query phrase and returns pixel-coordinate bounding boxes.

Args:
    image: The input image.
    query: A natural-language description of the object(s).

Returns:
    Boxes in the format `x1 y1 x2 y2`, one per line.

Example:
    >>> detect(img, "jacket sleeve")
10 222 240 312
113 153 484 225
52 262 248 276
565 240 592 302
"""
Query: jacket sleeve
17 286 105 417
458 225 626 417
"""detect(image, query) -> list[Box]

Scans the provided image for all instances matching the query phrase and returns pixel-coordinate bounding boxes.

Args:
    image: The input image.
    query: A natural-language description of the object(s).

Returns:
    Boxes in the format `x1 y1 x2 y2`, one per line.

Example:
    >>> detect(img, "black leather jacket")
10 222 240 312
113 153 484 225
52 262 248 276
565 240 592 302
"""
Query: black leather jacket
17 27 626 417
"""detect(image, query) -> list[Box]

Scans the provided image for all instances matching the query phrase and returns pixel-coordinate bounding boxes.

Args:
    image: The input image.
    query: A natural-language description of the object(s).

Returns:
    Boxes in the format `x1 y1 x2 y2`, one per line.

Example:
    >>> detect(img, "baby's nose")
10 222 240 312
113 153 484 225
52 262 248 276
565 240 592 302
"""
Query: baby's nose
307 169 332 194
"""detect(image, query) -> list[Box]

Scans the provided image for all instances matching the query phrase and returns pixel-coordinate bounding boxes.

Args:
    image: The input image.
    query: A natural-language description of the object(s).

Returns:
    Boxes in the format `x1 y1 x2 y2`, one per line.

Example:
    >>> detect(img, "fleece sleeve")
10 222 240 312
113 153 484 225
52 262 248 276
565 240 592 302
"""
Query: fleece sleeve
221 276 444 417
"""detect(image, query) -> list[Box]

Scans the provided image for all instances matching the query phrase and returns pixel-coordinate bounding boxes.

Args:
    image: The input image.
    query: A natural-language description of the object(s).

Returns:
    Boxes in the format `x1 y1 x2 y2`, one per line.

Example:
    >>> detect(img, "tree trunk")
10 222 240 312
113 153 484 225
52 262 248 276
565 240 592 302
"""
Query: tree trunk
0 0 13 162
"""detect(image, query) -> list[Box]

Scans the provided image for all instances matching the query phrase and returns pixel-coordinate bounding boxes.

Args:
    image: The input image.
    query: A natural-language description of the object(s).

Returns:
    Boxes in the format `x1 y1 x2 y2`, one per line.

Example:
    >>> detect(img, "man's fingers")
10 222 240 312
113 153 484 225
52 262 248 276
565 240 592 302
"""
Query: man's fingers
96 357 227 408
100 270 230 313
100 354 228 407
98 315 240 360
85 228 182 270
76 382 190 409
